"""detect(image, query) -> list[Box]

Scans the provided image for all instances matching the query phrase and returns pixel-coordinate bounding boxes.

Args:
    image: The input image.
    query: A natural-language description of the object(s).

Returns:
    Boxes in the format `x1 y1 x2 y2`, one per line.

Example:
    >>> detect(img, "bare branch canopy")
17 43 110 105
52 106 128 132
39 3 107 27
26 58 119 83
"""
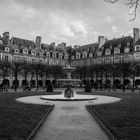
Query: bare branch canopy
104 0 139 21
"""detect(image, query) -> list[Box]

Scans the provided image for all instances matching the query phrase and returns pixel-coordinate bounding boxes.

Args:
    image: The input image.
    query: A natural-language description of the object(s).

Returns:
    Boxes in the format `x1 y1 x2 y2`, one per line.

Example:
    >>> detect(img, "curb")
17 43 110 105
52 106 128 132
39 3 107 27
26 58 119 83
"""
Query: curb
86 105 118 140
40 97 97 101
26 104 55 140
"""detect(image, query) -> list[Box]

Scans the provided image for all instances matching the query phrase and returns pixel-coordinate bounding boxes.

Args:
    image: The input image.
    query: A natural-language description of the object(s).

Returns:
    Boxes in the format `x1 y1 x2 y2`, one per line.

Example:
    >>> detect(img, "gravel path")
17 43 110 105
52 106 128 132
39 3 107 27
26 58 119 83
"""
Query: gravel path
33 100 109 140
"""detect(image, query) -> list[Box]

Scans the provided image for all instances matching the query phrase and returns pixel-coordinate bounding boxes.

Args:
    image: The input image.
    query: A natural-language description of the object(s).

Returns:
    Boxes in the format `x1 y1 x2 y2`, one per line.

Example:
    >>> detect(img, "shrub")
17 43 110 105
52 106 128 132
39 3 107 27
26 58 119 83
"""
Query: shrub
46 80 54 92
85 80 91 92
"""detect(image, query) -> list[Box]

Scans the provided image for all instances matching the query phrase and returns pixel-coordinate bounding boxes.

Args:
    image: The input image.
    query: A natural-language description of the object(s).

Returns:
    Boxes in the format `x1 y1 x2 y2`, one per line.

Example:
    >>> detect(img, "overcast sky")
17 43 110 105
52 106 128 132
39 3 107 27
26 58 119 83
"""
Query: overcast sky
0 0 140 46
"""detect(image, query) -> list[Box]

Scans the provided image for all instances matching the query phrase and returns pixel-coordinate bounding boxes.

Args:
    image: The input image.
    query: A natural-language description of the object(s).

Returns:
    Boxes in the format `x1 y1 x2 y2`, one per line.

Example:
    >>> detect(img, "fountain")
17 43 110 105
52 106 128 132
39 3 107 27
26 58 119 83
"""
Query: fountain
57 64 80 98
57 64 81 88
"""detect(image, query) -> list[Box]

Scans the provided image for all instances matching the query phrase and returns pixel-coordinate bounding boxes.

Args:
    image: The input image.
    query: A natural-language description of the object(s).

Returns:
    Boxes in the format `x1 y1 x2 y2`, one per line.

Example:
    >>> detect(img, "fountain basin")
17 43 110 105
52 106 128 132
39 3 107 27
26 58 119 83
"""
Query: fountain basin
40 95 97 101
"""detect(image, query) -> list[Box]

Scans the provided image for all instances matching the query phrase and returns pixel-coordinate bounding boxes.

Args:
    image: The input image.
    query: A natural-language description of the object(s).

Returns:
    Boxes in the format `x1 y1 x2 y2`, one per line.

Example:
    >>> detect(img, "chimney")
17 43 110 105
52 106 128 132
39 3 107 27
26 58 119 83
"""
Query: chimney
133 28 139 43
35 36 41 48
3 32 10 45
98 36 106 48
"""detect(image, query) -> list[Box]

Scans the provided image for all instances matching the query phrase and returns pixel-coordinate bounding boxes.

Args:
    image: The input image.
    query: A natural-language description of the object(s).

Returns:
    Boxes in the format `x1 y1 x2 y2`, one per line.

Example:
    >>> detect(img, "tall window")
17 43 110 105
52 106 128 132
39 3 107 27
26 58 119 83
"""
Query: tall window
136 45 140 52
5 55 8 61
105 49 111 55
114 48 120 54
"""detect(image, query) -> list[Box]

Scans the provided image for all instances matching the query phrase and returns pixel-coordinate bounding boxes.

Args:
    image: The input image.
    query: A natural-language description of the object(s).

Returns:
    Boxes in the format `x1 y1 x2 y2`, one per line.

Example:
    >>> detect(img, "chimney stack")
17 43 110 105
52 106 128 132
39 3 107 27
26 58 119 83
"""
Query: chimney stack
133 28 139 43
35 36 41 48
3 32 10 45
98 36 106 48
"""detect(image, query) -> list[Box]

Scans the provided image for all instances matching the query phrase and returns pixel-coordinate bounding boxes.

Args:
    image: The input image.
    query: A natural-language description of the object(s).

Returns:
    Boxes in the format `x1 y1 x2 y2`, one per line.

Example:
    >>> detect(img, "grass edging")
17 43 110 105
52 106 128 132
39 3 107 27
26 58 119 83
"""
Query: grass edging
86 105 118 140
26 104 55 140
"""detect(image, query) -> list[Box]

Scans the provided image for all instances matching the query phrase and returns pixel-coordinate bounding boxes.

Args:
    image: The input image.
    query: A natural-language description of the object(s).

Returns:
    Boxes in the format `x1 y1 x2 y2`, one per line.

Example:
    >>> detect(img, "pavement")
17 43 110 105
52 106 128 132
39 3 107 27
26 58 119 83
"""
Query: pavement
32 89 110 140
33 101 109 140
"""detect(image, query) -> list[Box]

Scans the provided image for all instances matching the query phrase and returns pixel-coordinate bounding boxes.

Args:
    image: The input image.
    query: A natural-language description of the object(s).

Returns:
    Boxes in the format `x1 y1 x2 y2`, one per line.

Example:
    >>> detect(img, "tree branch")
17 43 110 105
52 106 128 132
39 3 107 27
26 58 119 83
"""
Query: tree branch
104 0 139 21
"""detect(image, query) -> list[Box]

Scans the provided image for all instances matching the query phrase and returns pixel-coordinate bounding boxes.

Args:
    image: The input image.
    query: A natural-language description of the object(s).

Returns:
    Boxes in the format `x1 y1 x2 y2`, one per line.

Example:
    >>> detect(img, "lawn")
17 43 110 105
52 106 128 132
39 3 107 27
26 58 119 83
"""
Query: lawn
80 91 140 140
0 91 58 140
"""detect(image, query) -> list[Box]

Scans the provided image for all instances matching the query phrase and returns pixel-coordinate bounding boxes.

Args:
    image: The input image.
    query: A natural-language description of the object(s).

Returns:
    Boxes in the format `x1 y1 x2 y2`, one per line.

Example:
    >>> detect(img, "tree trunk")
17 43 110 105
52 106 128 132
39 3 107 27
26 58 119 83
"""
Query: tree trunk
132 70 135 93
112 66 116 91
122 69 126 92
36 70 39 91
101 69 103 91
14 73 18 91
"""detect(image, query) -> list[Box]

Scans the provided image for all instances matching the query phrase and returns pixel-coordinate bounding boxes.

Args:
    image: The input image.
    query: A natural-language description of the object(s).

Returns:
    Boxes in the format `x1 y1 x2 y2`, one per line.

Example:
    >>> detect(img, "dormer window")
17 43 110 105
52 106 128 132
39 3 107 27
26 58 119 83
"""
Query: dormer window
59 53 62 59
105 48 111 55
15 49 19 53
47 52 50 57
71 56 75 59
40 53 43 57
89 53 93 57
64 55 68 59
31 50 36 56
23 49 28 55
76 53 80 59
53 52 56 58
5 47 9 52
124 47 130 53
114 47 120 54
98 51 102 56
135 45 140 52
83 52 87 58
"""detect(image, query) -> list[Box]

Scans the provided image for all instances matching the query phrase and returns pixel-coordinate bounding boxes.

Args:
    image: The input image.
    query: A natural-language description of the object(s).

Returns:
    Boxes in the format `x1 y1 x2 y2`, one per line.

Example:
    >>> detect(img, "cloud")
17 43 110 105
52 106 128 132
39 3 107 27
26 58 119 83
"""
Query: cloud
112 26 118 33
106 16 113 24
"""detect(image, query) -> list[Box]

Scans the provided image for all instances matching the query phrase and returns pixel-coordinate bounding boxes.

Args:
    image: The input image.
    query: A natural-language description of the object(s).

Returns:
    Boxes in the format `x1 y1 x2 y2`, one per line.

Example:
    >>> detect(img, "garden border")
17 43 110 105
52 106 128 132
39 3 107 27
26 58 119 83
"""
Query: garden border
86 105 118 140
26 104 55 140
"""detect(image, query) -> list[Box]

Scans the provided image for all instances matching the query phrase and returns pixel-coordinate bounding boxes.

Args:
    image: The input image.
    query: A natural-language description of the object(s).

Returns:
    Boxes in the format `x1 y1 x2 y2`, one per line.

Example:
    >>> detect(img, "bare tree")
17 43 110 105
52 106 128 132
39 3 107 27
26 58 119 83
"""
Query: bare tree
104 0 139 21
8 62 24 91
0 61 10 81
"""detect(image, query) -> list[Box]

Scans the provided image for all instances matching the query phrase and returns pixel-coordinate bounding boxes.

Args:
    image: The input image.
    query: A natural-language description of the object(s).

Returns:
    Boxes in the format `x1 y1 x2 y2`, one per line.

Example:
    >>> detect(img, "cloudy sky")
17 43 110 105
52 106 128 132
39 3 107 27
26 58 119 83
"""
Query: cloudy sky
0 0 140 46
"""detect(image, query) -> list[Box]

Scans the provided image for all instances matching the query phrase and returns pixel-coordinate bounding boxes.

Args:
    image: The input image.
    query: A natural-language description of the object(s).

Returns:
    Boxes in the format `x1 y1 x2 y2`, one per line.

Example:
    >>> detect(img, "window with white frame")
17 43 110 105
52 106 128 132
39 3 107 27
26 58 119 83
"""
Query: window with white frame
5 55 8 61
47 52 50 57
31 50 36 56
5 47 9 52
23 57 28 62
98 51 102 56
124 47 130 53
40 53 43 57
53 52 56 58
14 56 20 62
64 55 68 59
71 56 75 59
23 49 28 55
0 40 2 44
114 47 120 54
83 52 87 58
89 53 93 57
76 53 80 59
15 49 19 53
105 48 111 55
135 45 140 52
59 53 62 59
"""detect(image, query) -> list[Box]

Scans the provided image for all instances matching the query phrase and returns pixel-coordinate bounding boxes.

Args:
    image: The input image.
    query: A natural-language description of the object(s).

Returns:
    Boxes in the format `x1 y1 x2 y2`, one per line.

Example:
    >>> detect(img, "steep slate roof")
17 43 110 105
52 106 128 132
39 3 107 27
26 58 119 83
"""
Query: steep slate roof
75 43 98 56
11 37 37 49
10 37 45 56
102 36 133 55
135 39 140 45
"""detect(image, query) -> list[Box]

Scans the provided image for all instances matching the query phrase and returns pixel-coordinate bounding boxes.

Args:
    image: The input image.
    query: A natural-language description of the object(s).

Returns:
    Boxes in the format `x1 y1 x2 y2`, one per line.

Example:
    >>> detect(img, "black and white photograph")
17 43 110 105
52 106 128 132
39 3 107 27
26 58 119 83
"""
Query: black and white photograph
0 0 140 140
